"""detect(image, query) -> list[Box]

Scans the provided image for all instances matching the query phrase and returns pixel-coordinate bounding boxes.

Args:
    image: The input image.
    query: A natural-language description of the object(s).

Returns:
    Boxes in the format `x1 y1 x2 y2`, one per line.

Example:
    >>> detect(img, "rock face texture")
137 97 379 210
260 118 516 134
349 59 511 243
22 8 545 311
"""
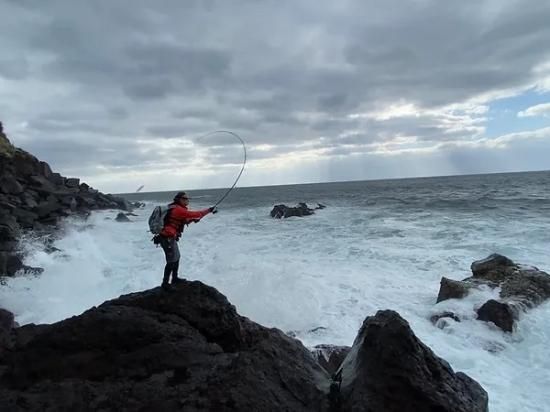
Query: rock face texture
336 310 489 412
0 282 488 412
0 281 330 411
435 254 550 332
0 126 134 276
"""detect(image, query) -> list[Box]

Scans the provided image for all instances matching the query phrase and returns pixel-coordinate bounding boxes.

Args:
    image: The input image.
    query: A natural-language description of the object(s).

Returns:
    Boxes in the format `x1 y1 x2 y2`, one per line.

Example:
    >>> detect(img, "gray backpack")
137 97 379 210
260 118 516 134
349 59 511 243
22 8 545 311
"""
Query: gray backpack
148 205 170 234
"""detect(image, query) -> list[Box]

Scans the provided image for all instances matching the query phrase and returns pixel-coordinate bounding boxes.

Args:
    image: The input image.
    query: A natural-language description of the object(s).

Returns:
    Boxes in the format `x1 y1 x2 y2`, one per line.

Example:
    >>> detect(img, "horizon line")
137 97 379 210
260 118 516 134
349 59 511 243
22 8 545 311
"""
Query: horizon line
115 167 550 196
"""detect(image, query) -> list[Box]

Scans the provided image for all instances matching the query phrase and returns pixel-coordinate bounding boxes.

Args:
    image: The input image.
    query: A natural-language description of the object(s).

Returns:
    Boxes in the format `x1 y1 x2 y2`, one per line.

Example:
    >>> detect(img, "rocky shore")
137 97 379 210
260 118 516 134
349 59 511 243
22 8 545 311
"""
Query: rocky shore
0 125 135 276
0 280 488 412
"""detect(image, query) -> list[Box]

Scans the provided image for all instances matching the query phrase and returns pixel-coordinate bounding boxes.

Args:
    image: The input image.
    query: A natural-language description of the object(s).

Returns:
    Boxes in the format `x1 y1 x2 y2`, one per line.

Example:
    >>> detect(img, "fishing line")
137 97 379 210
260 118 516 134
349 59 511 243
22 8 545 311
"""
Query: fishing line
196 130 247 207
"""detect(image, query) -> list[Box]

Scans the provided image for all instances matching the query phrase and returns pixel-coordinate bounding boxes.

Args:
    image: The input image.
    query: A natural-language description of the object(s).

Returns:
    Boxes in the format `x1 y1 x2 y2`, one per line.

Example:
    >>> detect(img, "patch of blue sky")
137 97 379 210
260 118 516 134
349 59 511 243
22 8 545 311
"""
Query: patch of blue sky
484 88 550 138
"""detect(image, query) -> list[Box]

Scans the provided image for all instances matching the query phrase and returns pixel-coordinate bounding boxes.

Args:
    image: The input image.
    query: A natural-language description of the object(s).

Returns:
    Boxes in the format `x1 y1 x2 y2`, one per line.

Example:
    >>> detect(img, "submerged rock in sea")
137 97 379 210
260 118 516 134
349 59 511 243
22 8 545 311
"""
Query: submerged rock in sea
435 253 550 332
336 310 488 412
0 281 488 412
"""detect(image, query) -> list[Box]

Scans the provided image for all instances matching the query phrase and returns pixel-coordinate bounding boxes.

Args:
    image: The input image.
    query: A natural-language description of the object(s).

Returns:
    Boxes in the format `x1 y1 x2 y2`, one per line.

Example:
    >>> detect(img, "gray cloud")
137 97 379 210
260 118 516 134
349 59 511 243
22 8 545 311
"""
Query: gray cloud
1 0 549 191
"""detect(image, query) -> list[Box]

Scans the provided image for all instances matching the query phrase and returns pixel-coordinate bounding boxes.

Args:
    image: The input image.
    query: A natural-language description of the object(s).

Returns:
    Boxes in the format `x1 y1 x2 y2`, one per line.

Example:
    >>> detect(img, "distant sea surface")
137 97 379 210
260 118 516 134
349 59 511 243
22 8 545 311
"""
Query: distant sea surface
2 170 550 411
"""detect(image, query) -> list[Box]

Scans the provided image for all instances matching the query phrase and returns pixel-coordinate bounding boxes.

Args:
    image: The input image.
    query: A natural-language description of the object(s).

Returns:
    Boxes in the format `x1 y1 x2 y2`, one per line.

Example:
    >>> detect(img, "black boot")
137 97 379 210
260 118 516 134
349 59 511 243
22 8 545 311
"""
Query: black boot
170 260 183 284
162 263 172 291
171 276 185 284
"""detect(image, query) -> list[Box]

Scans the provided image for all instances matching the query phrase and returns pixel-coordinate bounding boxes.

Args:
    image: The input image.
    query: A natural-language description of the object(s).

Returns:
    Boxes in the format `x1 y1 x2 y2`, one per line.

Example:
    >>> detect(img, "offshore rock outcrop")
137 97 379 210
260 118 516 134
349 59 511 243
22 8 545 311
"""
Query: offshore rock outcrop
0 281 488 411
0 125 134 276
435 254 550 332
270 202 326 218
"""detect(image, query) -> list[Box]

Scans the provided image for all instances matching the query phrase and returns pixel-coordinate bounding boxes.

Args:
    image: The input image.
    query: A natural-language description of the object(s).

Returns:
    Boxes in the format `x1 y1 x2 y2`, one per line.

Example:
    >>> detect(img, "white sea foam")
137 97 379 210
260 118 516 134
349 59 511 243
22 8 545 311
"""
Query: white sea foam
1 198 550 411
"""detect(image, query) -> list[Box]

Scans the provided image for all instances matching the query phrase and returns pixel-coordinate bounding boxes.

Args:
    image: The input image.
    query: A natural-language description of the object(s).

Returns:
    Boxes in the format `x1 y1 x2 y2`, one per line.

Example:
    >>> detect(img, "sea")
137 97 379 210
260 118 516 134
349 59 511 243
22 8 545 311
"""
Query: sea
1 170 550 411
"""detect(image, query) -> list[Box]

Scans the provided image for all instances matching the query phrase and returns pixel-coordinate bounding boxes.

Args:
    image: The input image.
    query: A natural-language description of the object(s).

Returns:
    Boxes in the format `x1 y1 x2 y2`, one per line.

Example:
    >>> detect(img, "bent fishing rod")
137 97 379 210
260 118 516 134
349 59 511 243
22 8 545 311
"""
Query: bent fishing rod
197 130 247 208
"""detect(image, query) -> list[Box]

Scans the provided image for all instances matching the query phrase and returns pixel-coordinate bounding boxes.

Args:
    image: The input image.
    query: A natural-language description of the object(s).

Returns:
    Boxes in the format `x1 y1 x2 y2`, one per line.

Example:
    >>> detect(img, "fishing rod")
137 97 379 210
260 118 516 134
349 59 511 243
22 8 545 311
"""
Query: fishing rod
197 130 247 208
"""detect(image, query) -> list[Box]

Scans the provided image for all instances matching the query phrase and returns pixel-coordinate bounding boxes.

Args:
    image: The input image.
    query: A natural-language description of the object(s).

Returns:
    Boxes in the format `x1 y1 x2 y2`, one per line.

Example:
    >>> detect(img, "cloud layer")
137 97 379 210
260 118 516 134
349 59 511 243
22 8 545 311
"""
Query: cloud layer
1 0 550 191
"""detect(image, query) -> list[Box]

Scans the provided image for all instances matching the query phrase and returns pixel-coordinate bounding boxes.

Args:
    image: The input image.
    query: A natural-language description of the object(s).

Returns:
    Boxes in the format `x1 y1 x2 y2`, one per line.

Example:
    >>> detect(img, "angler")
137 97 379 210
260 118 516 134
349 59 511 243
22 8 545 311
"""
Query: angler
150 192 217 290
148 130 246 291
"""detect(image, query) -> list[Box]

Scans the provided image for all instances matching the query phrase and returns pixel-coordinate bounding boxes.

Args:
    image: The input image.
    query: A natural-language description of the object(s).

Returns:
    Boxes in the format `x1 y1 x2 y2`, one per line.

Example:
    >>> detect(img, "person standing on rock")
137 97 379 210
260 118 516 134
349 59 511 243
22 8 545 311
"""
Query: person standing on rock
156 191 216 290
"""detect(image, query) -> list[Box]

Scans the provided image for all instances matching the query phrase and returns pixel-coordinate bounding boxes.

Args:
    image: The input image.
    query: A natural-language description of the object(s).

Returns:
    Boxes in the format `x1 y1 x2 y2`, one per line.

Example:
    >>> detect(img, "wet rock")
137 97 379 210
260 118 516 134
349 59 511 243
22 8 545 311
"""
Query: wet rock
337 310 488 412
471 253 515 279
437 277 471 303
430 311 461 325
477 300 516 332
115 212 131 222
436 254 550 332
21 265 45 276
270 203 319 218
500 268 550 307
0 252 23 276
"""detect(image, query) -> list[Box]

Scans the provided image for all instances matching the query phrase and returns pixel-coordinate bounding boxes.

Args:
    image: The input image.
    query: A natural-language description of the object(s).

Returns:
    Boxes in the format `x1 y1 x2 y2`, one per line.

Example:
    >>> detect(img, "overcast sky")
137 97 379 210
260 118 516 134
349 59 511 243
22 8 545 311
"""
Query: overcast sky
1 0 550 193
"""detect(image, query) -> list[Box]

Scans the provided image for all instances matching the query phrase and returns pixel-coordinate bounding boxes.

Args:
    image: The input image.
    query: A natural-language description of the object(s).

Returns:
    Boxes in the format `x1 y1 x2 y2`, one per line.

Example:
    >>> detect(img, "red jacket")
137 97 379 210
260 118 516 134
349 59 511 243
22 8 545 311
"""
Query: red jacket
160 204 210 238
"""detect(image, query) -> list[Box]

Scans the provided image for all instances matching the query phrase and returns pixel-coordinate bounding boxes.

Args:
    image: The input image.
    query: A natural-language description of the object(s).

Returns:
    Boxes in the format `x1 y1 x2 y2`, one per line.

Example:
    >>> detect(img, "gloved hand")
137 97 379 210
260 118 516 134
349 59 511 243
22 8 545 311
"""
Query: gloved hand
209 206 218 214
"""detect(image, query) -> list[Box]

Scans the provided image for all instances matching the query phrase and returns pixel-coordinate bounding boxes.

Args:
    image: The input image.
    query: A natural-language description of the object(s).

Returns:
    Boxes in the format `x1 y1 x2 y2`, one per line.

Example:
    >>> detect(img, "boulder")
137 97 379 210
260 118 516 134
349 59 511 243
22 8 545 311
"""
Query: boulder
0 252 23 276
0 281 330 411
436 254 550 332
476 300 516 333
38 161 53 180
65 177 80 188
20 191 38 209
79 182 90 193
11 209 38 229
13 149 40 177
0 214 20 243
436 277 471 303
471 254 515 279
28 175 57 195
49 172 65 186
0 174 23 195
336 310 488 412
500 268 550 307
34 198 62 218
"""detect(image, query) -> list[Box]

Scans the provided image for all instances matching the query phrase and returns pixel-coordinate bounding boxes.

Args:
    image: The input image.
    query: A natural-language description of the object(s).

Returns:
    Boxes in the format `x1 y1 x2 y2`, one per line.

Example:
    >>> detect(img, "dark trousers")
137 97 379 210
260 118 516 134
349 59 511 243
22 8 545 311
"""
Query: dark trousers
159 236 181 285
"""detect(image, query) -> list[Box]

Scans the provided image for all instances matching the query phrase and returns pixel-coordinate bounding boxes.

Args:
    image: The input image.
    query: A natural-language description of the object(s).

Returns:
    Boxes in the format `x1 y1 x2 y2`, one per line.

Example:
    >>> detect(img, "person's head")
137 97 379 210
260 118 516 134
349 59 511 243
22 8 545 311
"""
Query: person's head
173 191 190 206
